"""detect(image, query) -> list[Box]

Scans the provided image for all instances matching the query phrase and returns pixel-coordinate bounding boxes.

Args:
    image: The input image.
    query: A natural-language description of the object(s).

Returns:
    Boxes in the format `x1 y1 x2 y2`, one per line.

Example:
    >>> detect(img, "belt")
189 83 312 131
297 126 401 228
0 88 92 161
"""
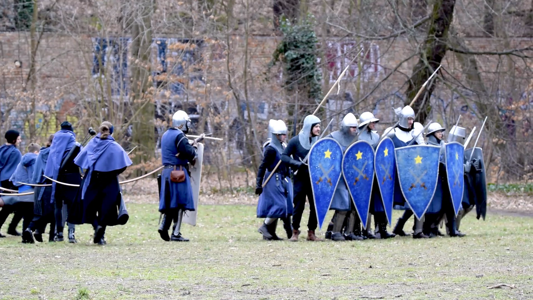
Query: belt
164 165 185 169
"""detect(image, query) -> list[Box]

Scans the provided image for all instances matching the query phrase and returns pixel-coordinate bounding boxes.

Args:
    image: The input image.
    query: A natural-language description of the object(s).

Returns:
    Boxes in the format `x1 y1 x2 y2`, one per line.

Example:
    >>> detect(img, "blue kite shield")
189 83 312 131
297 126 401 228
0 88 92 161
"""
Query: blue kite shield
445 142 465 216
308 138 343 229
374 138 396 225
342 141 374 228
395 145 440 220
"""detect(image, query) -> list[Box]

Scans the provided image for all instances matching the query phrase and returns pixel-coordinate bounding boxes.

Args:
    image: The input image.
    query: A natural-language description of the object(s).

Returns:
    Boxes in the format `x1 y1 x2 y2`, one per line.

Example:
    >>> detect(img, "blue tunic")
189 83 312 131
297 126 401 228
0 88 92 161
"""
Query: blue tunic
10 153 37 189
426 140 448 215
0 144 22 182
329 143 351 211
391 134 416 209
159 128 196 212
256 146 294 218
32 147 54 217
44 130 76 203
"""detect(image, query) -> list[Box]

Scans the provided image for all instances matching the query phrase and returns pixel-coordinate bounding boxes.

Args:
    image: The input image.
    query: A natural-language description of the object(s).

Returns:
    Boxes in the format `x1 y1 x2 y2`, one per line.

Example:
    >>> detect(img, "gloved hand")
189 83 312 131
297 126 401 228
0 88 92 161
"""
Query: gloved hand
472 159 481 171
464 162 471 173
255 187 263 195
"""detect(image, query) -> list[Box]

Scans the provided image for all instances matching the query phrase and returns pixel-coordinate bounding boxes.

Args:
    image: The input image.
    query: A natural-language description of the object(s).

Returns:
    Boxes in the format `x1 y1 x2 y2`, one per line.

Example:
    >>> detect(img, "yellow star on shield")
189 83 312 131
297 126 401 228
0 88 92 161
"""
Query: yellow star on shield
455 152 459 160
384 148 389 157
415 155 423 164
356 151 363 160
324 149 332 159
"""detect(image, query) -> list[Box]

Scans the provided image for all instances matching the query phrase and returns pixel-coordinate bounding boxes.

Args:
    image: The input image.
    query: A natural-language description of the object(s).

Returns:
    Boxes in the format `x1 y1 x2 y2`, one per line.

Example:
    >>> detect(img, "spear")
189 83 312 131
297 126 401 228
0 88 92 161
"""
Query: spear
378 65 442 143
409 65 442 107
463 127 477 149
312 49 363 116
465 117 487 173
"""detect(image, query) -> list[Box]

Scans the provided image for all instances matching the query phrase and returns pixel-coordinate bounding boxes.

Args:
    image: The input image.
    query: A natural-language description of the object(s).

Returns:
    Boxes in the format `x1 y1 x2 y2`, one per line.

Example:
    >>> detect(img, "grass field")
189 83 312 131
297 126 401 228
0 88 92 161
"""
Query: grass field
0 202 532 300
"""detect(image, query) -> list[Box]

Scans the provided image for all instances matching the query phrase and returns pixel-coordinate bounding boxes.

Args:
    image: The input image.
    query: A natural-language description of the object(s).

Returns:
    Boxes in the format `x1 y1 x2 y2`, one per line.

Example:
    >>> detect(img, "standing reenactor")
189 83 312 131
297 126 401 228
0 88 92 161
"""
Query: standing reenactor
387 106 428 239
23 135 56 243
358 112 395 239
44 122 81 243
0 130 23 238
70 121 132 245
158 111 199 242
8 143 40 242
328 113 358 241
256 120 293 240
281 115 322 242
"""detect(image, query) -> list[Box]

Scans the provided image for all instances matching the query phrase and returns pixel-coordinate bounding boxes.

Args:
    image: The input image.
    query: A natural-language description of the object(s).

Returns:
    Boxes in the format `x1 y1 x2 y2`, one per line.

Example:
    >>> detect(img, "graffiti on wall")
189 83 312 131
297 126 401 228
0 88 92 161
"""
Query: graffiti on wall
320 41 384 83
91 38 129 96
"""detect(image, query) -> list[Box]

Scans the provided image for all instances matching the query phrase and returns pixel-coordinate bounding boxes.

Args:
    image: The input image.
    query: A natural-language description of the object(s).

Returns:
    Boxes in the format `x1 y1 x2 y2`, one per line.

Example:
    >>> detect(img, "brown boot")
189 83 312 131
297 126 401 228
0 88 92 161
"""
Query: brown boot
307 230 322 241
289 229 300 242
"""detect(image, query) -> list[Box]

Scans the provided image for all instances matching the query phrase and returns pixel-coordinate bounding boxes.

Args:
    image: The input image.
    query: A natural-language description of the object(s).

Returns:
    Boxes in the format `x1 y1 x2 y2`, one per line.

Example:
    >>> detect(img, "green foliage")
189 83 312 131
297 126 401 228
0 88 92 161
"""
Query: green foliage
15 0 34 30
75 287 90 300
270 15 322 101
487 183 533 195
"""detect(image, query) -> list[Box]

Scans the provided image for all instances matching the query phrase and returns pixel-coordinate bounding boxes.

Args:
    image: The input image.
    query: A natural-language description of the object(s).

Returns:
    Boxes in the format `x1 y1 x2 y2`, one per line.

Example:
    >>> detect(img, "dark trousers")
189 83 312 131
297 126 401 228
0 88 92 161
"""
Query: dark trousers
0 205 24 232
28 213 55 235
55 199 74 234
292 177 318 231
0 180 23 232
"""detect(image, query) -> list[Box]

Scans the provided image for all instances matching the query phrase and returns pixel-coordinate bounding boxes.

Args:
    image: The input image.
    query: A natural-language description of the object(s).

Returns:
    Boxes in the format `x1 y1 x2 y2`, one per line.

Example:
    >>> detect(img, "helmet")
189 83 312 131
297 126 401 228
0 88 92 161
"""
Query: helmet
426 122 445 136
358 112 379 128
172 110 191 132
397 106 415 129
268 119 288 135
447 125 466 142
341 113 358 128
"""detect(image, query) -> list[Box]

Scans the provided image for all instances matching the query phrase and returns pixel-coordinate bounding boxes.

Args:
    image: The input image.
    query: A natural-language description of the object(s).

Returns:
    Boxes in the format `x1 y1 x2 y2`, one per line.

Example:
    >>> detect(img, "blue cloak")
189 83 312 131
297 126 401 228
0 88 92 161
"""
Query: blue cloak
74 133 132 200
0 144 22 182
159 128 196 212
256 146 294 218
10 152 37 192
32 147 54 217
44 130 76 203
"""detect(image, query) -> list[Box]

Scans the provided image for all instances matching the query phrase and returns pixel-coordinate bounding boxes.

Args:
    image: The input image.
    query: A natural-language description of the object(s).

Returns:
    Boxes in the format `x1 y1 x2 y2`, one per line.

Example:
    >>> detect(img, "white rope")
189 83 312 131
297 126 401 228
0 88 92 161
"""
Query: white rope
16 181 52 187
43 175 80 187
119 166 164 184
0 191 34 196
0 186 18 193
42 166 165 187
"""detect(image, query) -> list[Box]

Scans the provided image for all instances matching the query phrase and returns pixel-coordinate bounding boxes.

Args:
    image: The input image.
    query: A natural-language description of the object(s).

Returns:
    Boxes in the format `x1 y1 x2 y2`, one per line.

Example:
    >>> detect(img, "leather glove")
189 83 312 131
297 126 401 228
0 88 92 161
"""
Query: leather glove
472 159 481 171
255 187 263 195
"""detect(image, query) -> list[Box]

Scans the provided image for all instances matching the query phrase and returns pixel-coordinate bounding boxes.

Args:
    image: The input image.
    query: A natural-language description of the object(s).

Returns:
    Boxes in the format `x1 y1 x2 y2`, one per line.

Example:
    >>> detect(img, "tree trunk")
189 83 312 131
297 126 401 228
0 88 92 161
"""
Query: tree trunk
404 0 456 124
130 0 155 170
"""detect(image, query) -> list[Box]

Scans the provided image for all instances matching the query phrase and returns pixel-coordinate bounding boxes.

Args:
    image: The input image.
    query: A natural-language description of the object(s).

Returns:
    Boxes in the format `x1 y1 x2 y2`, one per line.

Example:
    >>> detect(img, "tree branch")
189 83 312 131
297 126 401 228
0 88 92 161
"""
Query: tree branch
448 46 533 58
326 15 431 41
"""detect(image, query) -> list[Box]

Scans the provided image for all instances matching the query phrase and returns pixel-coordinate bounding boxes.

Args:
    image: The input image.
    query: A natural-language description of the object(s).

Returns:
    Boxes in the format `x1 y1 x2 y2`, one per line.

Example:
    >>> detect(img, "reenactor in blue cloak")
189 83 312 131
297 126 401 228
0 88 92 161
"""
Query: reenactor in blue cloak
458 126 487 235
70 121 132 245
256 120 293 240
8 143 40 242
359 112 395 239
44 121 81 243
158 111 198 242
281 115 322 242
0 129 23 237
386 106 429 239
327 113 358 241
23 135 56 243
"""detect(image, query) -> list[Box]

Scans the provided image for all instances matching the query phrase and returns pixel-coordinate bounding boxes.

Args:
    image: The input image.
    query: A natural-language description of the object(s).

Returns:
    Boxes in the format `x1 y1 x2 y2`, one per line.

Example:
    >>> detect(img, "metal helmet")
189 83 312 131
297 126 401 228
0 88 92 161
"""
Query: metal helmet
447 125 466 142
426 122 445 136
397 106 415 129
268 119 288 135
358 112 379 128
341 113 358 128
172 110 191 132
